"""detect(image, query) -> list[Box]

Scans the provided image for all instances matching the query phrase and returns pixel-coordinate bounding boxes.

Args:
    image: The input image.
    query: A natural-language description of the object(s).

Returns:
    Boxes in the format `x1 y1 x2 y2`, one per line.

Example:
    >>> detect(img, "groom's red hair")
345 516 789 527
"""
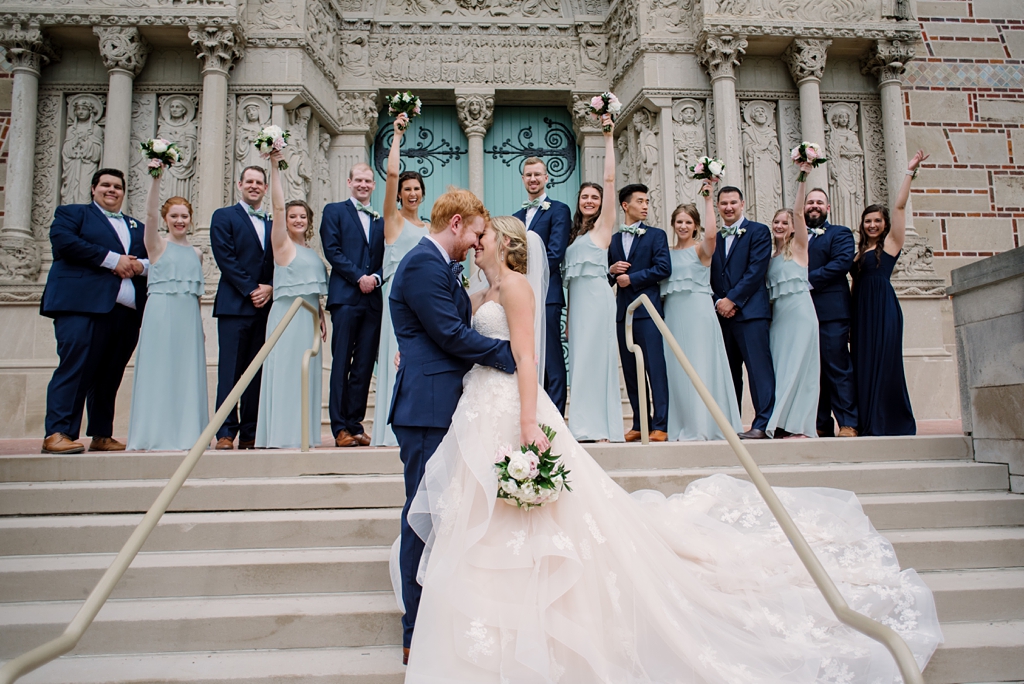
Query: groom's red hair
430 187 488 234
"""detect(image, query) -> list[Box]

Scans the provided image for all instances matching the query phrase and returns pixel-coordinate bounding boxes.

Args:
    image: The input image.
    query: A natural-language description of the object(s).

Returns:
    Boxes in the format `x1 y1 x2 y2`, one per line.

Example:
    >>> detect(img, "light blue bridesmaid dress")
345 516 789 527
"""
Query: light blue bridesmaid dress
661 247 742 441
563 232 624 442
127 242 208 451
766 255 820 438
256 244 329 448
372 218 430 446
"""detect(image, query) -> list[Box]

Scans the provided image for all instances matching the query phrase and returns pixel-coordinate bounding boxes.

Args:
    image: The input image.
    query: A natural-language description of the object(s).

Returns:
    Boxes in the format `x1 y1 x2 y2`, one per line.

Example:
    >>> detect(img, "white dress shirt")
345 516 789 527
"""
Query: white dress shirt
722 217 745 257
238 201 267 249
621 221 641 259
97 203 149 310
524 194 547 229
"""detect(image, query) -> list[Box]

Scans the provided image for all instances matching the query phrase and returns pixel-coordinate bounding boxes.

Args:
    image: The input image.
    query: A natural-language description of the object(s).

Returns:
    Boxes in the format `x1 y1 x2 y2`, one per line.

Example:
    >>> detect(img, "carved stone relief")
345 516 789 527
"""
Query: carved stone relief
647 0 693 34
456 93 495 138
615 132 633 192
282 106 313 203
861 102 888 206
255 0 297 30
234 94 271 201
633 108 661 225
340 33 369 79
570 92 602 137
189 25 244 75
312 129 332 242
382 0 561 16
740 99 781 224
711 0 875 22
823 102 865 232
31 93 62 246
157 95 200 208
128 93 158 220
779 100 802 205
306 0 337 69
892 236 946 296
93 26 151 75
0 237 41 281
578 34 608 77
337 92 378 134
697 33 747 82
860 37 916 84
0 26 59 74
606 0 640 78
782 38 831 84
60 94 106 205
671 99 707 205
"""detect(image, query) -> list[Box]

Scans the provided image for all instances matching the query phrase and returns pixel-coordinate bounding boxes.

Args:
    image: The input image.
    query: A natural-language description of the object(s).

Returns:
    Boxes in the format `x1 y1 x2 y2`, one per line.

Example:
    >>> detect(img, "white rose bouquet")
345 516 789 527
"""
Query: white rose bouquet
494 425 571 509
139 138 182 178
588 92 623 132
253 125 291 170
689 156 725 196
790 141 827 182
385 91 423 131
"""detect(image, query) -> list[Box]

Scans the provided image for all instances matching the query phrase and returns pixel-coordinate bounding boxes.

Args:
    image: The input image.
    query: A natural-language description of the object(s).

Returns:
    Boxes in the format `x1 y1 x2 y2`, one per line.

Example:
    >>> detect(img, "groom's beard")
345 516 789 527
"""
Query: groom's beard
804 212 827 229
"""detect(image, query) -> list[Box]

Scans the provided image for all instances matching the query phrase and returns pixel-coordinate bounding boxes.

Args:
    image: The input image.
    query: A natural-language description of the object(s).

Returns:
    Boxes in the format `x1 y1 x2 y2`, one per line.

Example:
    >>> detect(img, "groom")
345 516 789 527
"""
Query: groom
388 188 516 663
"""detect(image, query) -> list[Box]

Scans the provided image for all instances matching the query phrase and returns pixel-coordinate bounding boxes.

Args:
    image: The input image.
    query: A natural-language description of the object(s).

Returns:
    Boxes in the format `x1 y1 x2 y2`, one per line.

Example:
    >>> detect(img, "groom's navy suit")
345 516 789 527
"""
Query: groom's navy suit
608 224 671 433
710 217 775 431
389 236 515 648
41 202 148 440
514 198 571 413
807 221 857 434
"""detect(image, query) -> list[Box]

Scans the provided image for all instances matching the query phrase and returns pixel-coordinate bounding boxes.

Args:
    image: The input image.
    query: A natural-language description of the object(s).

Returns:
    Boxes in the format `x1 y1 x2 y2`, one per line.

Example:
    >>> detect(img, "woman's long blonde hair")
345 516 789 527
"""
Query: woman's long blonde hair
772 208 796 261
489 216 529 274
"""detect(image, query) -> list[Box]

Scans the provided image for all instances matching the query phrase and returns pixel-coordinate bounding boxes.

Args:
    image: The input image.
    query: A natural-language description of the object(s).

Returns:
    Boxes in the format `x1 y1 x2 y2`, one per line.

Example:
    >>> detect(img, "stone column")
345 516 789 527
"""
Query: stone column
649 97 678 230
697 34 747 189
94 27 150 175
455 90 495 200
783 38 831 189
333 91 379 195
189 25 243 231
570 93 605 185
0 26 57 281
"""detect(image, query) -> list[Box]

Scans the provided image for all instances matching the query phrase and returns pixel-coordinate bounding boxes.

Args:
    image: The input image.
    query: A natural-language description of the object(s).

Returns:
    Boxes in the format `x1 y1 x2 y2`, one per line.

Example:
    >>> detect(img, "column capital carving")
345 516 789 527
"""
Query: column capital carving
93 26 150 76
570 92 603 138
189 24 243 75
337 91 380 137
456 93 495 139
861 37 916 85
0 25 59 75
696 34 747 82
782 38 832 84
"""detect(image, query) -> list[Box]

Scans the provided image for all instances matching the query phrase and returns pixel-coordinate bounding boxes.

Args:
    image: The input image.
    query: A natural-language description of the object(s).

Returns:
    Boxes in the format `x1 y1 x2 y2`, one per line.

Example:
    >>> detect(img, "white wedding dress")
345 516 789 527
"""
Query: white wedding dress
401 301 942 683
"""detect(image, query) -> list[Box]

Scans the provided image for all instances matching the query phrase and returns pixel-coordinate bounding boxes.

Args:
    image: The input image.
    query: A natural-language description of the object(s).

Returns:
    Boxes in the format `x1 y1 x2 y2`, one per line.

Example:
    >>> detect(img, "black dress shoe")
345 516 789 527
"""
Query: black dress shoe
738 428 768 440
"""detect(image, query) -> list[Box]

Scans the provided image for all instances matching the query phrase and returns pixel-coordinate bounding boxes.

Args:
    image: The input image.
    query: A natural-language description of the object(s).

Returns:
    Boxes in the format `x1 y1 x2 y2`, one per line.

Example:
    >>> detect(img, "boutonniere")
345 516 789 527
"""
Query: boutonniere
541 201 551 211
736 227 746 237
461 274 470 289
809 226 826 236
128 218 138 230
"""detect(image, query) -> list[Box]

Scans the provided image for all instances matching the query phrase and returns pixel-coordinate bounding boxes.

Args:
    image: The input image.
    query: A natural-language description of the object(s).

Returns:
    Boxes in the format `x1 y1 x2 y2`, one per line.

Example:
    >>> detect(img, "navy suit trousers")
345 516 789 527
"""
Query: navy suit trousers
329 302 382 437
817 319 858 433
544 303 567 414
720 317 776 431
393 424 447 648
45 305 142 439
617 316 669 432
215 313 268 442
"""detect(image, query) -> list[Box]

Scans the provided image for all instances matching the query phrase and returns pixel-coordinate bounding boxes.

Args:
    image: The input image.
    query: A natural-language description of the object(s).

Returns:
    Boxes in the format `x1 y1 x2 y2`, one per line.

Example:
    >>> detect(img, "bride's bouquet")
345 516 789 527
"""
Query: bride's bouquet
139 138 181 178
385 91 422 131
494 425 571 509
253 125 291 170
790 141 827 182
587 92 622 132
689 156 725 196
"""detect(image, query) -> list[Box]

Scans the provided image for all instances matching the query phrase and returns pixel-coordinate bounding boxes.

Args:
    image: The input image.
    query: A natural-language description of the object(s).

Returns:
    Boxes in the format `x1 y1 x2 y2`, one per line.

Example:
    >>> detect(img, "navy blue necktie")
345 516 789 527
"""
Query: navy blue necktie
448 260 464 278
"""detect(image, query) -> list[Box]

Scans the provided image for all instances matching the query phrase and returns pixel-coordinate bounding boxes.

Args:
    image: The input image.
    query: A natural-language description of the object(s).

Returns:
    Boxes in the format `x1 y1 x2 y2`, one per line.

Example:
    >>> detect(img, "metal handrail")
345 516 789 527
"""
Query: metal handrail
624 293 924 684
0 297 321 684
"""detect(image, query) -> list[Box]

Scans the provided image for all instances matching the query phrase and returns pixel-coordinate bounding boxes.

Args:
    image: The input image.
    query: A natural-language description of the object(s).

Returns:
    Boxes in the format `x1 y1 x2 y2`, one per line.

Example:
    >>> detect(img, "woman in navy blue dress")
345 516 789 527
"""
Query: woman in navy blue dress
850 149 928 436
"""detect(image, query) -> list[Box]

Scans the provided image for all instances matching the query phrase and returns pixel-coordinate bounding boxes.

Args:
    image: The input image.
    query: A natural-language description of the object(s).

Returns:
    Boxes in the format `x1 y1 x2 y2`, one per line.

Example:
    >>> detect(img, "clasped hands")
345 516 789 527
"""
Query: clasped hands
609 260 631 288
716 298 737 318
113 255 145 279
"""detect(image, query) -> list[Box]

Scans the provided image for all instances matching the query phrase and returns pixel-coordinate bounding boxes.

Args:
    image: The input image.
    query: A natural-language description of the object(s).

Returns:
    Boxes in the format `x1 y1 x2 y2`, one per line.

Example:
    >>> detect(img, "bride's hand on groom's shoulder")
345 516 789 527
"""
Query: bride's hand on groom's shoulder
521 422 550 451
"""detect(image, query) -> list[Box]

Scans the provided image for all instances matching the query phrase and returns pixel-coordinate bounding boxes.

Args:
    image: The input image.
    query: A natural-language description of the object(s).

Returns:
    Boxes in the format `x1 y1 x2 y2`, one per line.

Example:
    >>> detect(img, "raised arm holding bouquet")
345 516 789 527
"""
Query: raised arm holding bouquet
254 126 290 170
385 91 422 131
791 141 827 182
587 92 622 132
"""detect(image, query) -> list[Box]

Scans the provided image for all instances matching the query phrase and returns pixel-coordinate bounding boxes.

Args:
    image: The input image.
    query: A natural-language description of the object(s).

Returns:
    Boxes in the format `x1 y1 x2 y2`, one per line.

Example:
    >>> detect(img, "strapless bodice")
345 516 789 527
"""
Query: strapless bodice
472 300 510 341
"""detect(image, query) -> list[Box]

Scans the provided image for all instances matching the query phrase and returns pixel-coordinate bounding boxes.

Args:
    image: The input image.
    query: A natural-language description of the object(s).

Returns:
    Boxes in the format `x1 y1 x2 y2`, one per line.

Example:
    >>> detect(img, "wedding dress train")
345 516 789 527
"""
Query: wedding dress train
398 301 941 683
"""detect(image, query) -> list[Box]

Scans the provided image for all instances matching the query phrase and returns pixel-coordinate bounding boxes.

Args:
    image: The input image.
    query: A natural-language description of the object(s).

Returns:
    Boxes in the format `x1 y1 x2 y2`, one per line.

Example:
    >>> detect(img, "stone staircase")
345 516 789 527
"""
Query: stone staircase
1 435 1022 683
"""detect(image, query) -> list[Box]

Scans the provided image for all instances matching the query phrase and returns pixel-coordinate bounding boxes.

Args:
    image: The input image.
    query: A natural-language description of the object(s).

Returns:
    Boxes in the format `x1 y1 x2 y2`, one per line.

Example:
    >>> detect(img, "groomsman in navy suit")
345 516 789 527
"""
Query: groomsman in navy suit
513 157 571 414
40 169 148 454
321 162 385 447
210 165 276 450
608 183 671 442
804 188 858 438
710 186 775 439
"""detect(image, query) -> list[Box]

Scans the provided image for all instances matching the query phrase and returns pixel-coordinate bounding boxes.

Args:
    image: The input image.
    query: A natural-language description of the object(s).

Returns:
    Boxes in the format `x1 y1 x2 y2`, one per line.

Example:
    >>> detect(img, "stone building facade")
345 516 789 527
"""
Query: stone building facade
0 0 1017 437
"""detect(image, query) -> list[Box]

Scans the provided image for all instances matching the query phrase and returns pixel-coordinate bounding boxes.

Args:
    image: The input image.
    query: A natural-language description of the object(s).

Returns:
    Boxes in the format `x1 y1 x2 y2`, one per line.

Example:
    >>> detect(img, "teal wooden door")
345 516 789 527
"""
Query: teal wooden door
483 107 580 217
370 106 468 219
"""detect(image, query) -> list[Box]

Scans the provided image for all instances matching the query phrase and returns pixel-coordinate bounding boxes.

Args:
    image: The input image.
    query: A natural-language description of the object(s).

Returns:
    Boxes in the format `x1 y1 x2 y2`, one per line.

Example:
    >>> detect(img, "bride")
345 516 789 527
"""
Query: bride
397 216 942 682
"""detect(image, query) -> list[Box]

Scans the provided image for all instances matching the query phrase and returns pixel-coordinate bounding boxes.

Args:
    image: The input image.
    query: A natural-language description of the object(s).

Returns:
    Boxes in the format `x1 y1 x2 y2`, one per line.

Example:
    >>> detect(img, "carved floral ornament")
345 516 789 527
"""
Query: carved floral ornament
94 26 151 75
861 37 916 84
188 24 243 74
456 93 495 137
0 24 58 73
696 34 747 82
782 38 831 84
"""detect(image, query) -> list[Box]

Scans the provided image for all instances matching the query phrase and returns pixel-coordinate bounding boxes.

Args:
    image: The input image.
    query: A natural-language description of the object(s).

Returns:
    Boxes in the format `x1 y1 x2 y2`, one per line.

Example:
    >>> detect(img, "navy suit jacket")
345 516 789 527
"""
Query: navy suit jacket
320 199 385 311
607 224 671 322
210 203 274 318
388 238 515 429
710 217 772 322
513 198 571 307
807 221 855 322
41 203 148 317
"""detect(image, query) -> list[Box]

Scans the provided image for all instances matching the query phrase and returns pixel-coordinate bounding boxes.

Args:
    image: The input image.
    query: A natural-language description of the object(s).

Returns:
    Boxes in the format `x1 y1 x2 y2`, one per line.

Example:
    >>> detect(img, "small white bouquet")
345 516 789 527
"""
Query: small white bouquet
790 141 827 182
689 156 725 196
494 425 571 509
253 125 291 170
385 91 422 131
588 92 622 132
139 138 181 178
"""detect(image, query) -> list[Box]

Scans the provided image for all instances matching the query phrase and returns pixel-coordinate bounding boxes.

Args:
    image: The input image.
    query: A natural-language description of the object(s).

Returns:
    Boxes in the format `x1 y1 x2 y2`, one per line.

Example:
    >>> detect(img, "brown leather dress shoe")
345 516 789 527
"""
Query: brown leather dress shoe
738 428 768 440
816 428 833 438
403 647 410 665
838 426 859 438
649 430 668 442
42 433 85 454
352 432 371 447
624 429 642 443
238 439 256 450
215 437 235 450
335 430 356 447
89 436 126 452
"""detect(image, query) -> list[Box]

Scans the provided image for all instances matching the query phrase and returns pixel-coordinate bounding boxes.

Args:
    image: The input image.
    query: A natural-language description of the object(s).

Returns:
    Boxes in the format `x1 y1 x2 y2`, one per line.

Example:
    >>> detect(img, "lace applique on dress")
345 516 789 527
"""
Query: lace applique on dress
465 619 496 662
584 513 606 543
506 529 526 556
436 483 462 536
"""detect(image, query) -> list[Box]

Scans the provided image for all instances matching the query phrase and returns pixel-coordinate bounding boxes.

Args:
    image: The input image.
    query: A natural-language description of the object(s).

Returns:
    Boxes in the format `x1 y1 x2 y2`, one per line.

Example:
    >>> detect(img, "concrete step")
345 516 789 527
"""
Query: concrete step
924 620 1024 684
0 461 1007 516
2 491 1021 556
0 592 402 659
921 569 1024 622
890 527 1024 571
0 435 972 483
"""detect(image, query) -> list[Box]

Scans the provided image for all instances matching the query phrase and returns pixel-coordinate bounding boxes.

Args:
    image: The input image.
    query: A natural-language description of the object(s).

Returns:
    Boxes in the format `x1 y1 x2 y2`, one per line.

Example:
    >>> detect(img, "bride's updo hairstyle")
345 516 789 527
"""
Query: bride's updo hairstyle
489 216 529 275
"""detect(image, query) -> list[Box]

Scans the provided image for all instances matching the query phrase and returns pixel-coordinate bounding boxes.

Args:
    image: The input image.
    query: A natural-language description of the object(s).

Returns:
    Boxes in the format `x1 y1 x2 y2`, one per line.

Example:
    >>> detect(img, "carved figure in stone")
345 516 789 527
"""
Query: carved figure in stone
342 35 369 78
672 99 707 204
156 95 199 207
256 0 296 29
616 133 633 189
634 109 660 223
282 107 313 203
824 103 865 232
312 131 332 260
740 100 781 224
60 94 105 205
456 94 495 138
521 0 561 16
861 103 888 205
0 238 41 281
580 35 608 75
650 0 691 32
234 96 271 196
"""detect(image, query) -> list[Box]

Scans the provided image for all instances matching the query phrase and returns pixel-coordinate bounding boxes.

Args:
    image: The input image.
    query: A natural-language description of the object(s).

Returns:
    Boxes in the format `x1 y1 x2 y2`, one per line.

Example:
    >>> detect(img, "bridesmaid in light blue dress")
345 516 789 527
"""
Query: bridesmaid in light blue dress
766 165 819 438
255 151 328 449
563 114 624 442
661 183 742 441
373 112 430 446
127 167 209 451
